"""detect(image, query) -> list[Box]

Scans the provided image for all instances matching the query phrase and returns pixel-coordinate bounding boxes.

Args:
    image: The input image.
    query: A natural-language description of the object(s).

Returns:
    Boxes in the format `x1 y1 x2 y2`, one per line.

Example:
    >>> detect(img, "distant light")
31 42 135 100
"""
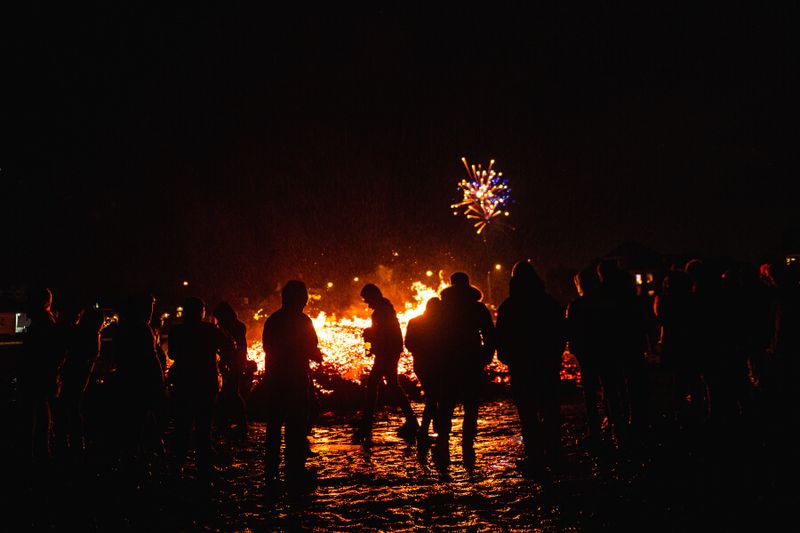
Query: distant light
327 282 334 288
392 251 399 257
635 274 643 285
504 211 509 216
353 277 359 282
495 264 502 271
182 280 189 287
426 270 433 277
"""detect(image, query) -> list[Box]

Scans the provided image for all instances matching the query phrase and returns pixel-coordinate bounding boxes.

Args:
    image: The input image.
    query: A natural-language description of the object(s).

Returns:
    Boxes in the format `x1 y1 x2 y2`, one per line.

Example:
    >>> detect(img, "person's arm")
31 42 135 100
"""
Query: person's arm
303 316 323 363
479 304 496 365
494 303 509 365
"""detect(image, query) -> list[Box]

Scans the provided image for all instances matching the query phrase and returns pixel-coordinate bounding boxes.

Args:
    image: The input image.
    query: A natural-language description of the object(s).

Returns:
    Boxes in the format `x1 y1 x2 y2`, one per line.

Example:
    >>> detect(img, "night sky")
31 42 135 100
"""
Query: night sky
3 4 797 302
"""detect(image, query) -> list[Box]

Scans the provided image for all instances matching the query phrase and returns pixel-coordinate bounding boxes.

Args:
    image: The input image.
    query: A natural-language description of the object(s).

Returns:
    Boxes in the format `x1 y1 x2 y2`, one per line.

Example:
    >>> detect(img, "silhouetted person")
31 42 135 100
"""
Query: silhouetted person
497 261 565 476
21 287 65 464
213 301 249 439
168 296 232 480
54 306 103 463
109 294 165 477
149 311 168 375
684 258 727 426
261 281 323 484
354 283 419 443
655 269 704 430
713 268 754 426
567 267 604 446
404 297 444 444
436 272 495 467
596 261 649 447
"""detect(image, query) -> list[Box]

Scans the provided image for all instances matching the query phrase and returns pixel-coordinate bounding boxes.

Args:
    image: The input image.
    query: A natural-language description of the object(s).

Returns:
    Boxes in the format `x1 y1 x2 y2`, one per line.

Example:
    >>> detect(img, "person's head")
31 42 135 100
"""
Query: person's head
424 296 442 316
80 307 105 333
55 295 84 325
684 258 710 292
183 296 205 323
213 301 237 324
27 287 53 314
510 260 544 295
574 267 600 298
596 260 620 284
449 272 470 287
120 293 155 323
282 280 309 311
663 269 692 296
360 283 382 307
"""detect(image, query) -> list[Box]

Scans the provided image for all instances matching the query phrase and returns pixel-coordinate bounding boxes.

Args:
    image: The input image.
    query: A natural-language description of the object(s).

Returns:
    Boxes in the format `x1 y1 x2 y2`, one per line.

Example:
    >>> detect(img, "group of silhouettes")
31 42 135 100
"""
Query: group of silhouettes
17 290 250 484
13 255 800 488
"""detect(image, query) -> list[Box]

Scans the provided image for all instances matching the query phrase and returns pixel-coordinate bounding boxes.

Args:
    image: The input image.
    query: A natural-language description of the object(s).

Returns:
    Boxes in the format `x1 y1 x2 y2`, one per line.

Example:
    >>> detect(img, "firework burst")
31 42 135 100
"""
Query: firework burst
451 157 511 235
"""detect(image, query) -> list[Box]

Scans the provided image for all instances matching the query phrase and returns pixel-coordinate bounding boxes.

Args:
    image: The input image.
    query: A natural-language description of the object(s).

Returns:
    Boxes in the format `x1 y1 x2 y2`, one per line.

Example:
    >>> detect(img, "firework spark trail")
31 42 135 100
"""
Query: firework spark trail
451 157 511 235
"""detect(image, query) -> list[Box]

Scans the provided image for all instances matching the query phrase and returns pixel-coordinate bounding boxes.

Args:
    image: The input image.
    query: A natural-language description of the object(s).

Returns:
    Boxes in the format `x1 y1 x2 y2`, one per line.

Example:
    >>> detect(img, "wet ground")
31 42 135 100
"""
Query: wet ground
8 385 798 532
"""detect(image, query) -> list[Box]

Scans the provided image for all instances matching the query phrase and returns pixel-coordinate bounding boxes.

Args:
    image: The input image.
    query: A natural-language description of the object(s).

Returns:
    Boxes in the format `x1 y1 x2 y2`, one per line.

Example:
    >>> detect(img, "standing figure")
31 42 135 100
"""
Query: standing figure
596 261 648 447
261 281 323 484
567 268 604 447
213 301 249 439
404 297 444 444
168 297 232 480
55 306 103 463
496 261 566 476
436 272 495 467
354 283 418 444
655 269 704 430
108 294 165 482
21 287 65 464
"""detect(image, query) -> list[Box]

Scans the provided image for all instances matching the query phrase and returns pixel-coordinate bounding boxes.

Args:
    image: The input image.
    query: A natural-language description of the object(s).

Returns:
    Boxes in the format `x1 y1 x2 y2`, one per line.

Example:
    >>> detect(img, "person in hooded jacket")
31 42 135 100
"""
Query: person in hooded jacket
436 272 495 467
496 261 566 475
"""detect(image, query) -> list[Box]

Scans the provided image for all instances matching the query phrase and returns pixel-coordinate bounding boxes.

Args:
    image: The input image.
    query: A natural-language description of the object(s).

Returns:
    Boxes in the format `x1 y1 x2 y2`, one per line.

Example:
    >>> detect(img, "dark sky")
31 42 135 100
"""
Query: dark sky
3 4 797 299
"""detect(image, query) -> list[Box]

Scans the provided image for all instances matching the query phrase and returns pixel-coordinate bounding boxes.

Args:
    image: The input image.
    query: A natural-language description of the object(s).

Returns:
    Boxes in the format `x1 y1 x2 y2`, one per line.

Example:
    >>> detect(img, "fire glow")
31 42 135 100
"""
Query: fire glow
247 280 580 386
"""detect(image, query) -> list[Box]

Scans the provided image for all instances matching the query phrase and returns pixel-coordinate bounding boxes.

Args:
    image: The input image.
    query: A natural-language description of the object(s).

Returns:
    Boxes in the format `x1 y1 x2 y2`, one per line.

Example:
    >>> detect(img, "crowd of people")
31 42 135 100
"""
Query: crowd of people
8 255 800 492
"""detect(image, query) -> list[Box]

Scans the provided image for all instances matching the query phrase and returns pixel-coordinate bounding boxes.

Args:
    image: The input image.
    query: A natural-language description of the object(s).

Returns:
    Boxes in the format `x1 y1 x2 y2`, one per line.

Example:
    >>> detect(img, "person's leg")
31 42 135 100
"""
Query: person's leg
358 364 383 436
579 358 603 440
541 380 562 464
285 408 309 480
378 357 417 428
194 396 215 478
264 408 282 480
461 388 479 465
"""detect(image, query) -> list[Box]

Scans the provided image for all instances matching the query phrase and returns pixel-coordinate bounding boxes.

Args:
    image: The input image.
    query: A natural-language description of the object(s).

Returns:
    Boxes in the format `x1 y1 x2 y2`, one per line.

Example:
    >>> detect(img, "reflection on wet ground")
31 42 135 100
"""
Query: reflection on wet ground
219 399 576 531
9 389 796 531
